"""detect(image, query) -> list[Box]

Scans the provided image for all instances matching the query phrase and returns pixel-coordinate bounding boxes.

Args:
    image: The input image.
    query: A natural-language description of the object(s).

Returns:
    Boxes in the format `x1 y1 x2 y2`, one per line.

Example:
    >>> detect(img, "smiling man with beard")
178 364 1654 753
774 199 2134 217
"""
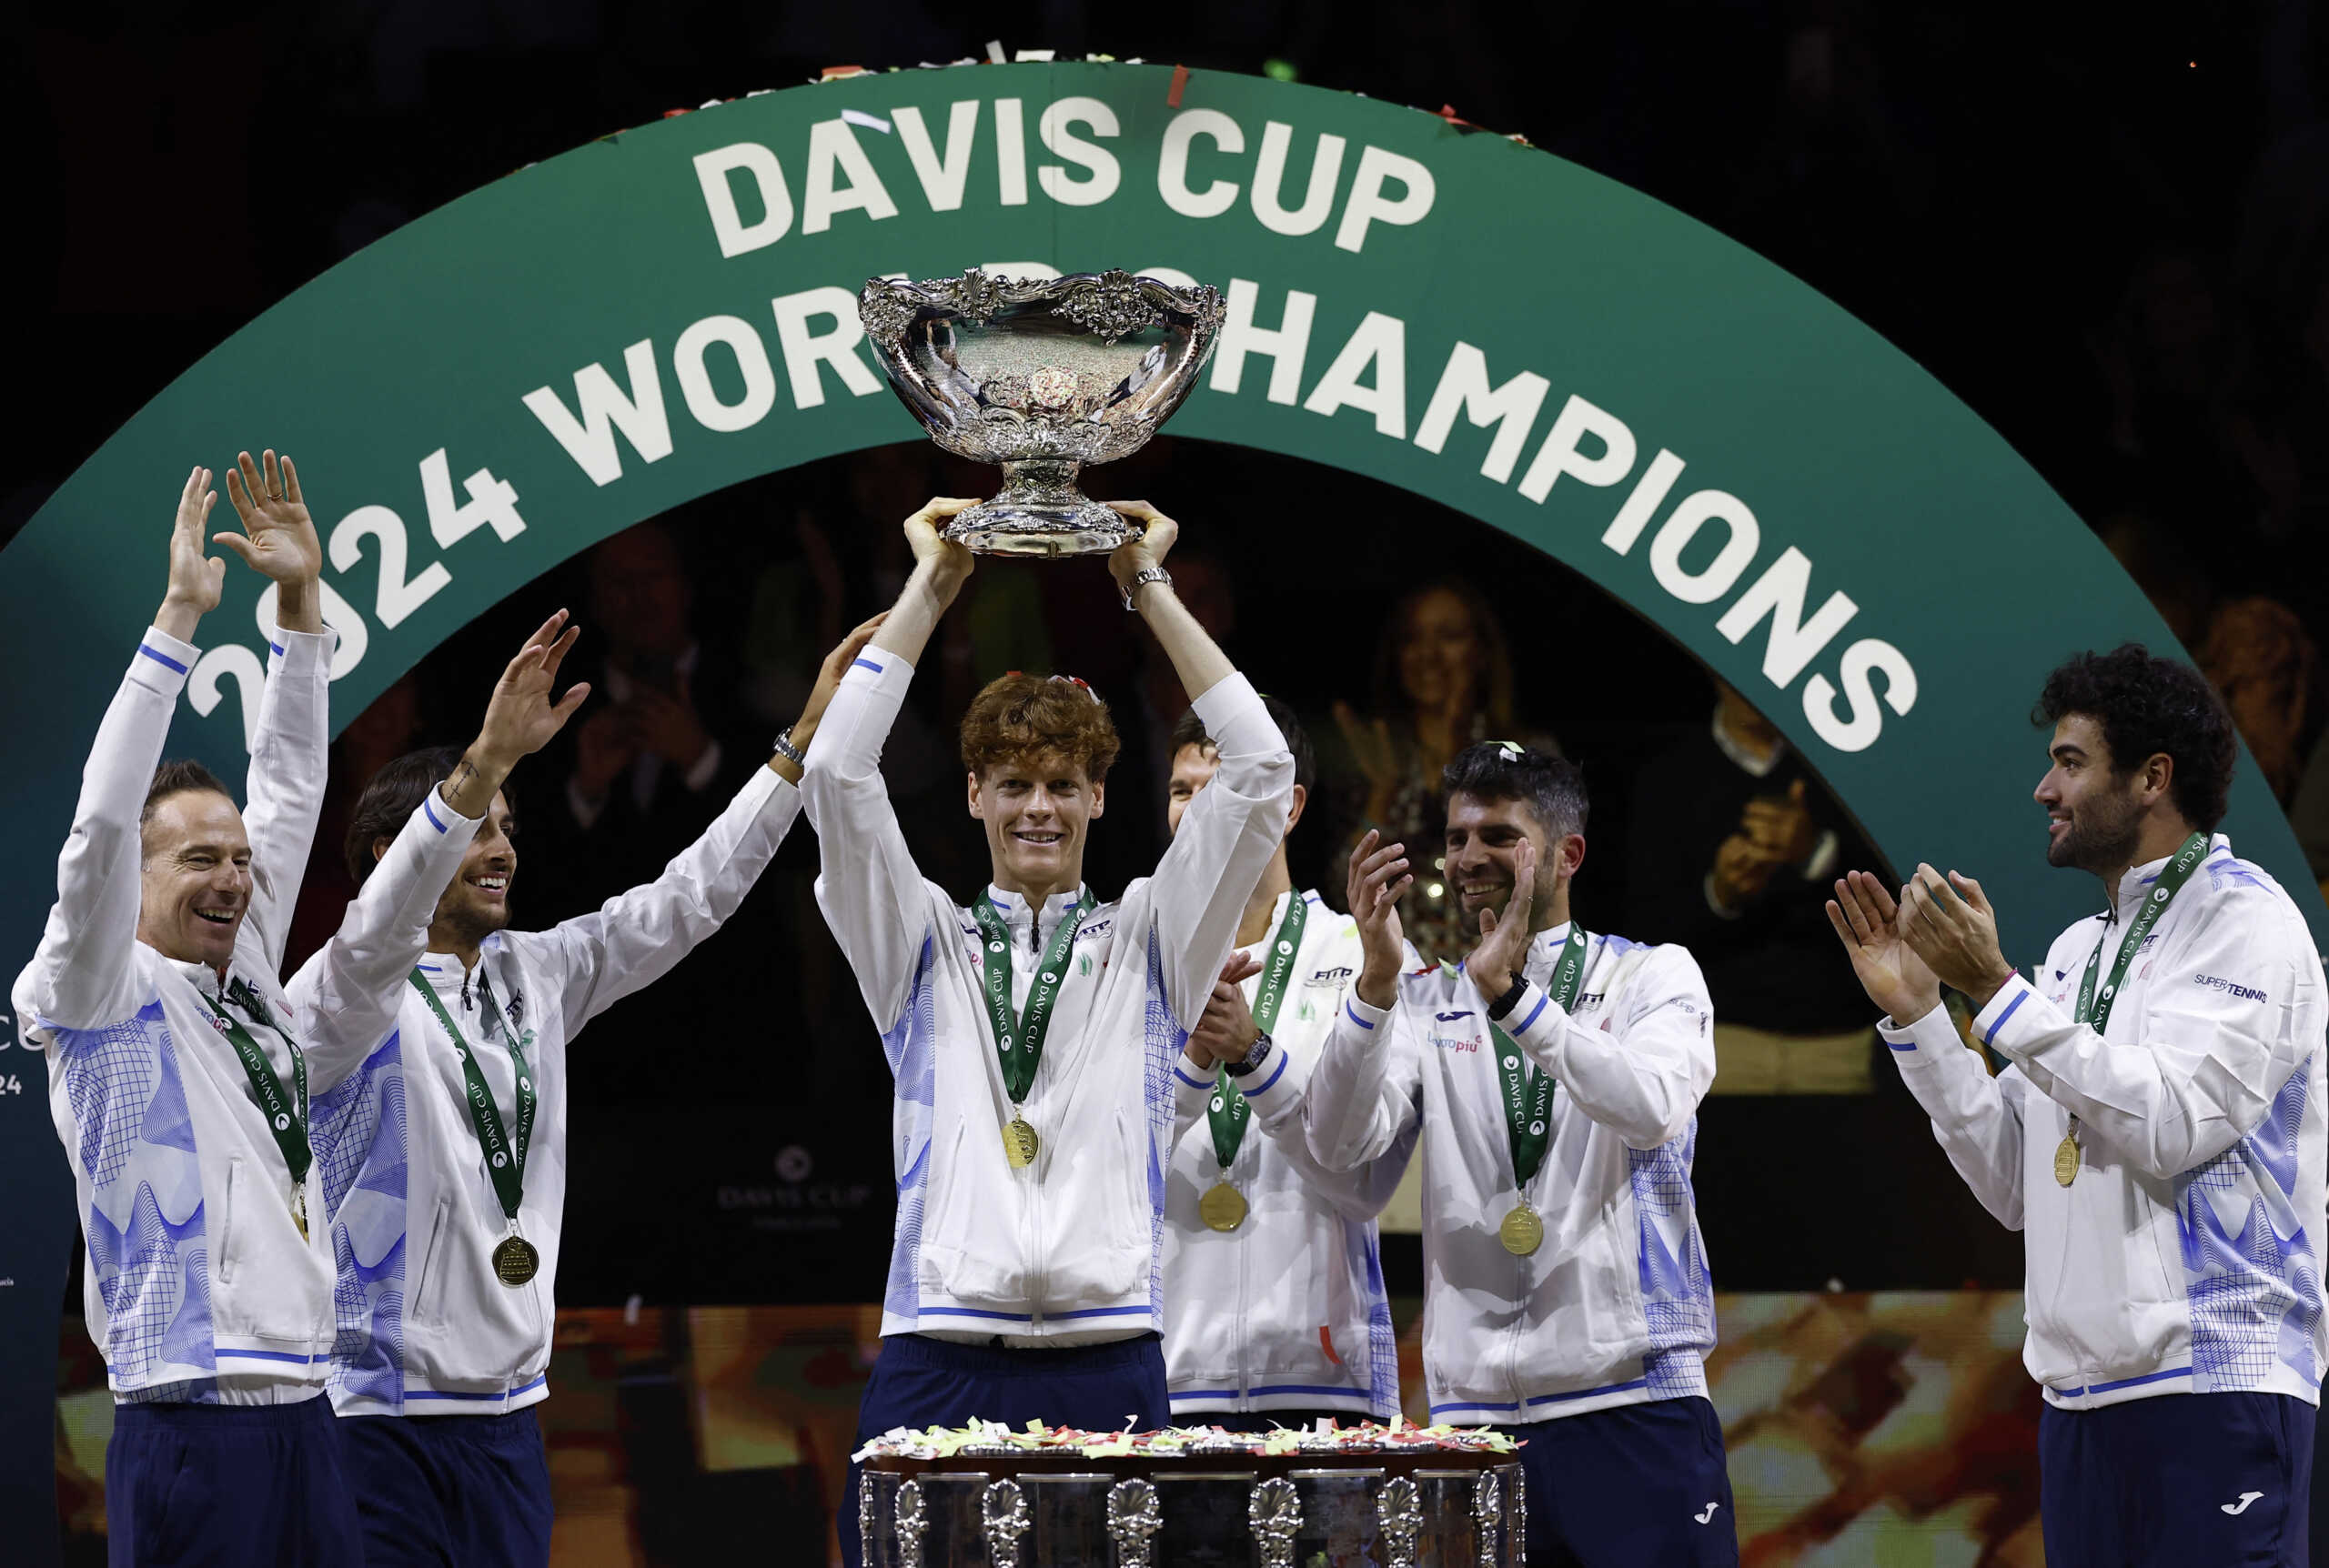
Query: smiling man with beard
1829 645 2327 1567
804 498 1292 1568
1286 741 1737 1566
292 608 885 1568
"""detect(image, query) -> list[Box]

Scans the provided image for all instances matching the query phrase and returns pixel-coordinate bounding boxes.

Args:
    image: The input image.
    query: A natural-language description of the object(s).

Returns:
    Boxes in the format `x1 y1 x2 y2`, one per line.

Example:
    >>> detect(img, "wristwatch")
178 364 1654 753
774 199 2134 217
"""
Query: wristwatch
771 727 807 767
1224 1030 1275 1079
1121 566 1172 611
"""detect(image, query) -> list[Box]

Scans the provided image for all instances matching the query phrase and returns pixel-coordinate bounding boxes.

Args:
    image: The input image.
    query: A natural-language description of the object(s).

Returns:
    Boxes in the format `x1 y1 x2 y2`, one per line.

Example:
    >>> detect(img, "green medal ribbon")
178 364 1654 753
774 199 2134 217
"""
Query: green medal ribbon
1490 923 1591 1190
2074 831 2211 1031
204 981 310 1185
408 967 538 1223
970 890 1092 1105
1206 893 1311 1171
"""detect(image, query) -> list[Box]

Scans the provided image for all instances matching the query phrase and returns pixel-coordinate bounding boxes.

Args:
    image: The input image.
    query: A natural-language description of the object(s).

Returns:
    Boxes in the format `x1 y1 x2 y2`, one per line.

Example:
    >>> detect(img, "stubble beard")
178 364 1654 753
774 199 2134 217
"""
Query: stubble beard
2049 789 2142 875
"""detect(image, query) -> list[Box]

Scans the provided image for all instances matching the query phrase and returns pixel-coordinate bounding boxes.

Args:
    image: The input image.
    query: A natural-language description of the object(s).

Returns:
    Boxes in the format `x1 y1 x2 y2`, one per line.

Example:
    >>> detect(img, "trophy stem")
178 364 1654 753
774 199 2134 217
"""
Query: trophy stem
943 459 1136 557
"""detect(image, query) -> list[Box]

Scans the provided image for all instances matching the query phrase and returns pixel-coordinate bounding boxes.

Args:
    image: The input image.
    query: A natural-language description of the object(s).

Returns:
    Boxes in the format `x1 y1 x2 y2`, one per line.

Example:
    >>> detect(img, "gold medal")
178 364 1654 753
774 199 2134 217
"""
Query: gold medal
492 1232 540 1287
1003 1117 1040 1168
2053 1131 2081 1187
1498 1201 1544 1256
1199 1181 1248 1232
291 1186 309 1244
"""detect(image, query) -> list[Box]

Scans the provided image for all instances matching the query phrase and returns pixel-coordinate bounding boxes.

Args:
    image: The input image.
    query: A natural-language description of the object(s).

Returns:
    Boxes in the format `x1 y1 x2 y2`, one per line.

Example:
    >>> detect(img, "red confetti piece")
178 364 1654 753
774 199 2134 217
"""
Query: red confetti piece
1167 64 1189 107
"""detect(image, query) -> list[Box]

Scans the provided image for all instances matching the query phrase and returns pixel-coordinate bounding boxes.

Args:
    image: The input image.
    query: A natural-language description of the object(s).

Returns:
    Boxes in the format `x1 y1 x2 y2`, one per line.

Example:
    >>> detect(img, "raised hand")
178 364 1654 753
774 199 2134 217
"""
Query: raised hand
1104 500 1177 598
440 611 592 819
791 612 890 749
902 498 979 580
1187 950 1265 1070
478 610 591 766
1346 829 1414 1010
1740 779 1820 864
1900 865 2016 1007
156 467 226 640
1824 869 1942 1023
1467 838 1538 1004
217 450 323 587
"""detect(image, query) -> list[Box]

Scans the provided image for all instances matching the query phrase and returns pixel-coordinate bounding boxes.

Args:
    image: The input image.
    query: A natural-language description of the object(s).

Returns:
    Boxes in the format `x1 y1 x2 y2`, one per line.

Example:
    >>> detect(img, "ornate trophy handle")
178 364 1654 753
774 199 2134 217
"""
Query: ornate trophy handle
982 1477 1032 1568
1248 1475 1303 1568
1106 1476 1164 1567
1473 1472 1504 1567
1376 1474 1424 1568
892 1479 927 1568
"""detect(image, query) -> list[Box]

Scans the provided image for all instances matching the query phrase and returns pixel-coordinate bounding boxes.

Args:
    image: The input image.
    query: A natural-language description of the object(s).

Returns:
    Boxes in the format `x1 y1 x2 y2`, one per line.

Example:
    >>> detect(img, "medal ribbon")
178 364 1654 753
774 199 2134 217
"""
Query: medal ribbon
204 982 309 1185
2061 831 2209 1160
409 967 537 1223
970 890 1092 1105
1491 924 1591 1191
2075 831 2210 1030
1207 894 1311 1171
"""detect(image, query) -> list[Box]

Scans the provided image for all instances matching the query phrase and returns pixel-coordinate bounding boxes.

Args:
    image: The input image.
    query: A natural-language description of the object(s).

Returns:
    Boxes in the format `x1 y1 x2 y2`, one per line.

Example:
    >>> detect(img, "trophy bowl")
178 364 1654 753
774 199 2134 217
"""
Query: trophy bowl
858 268 1225 556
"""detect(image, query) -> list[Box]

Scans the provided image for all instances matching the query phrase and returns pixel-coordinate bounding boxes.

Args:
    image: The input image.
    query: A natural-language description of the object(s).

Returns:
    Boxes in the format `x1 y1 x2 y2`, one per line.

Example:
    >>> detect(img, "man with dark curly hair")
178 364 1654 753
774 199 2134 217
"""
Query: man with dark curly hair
1828 643 2326 1565
803 498 1293 1568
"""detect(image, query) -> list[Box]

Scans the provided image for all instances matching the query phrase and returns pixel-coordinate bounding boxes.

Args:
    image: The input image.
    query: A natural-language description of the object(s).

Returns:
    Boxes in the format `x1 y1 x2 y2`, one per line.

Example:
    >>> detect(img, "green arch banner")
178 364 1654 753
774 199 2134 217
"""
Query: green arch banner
3 61 2318 1552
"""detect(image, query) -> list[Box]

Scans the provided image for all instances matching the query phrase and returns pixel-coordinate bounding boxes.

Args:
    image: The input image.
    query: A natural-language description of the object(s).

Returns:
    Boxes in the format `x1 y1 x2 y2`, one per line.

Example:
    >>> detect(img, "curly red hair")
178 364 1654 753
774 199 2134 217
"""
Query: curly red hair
960 673 1122 781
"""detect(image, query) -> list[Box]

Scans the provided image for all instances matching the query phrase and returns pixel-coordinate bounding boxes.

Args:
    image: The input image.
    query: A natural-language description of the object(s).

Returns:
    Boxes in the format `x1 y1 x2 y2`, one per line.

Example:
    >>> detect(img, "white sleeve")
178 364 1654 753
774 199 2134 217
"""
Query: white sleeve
1248 1035 1420 1222
1880 1002 2028 1230
1289 990 1425 1174
237 625 336 975
1970 891 2324 1180
287 793 481 1092
529 767 802 1030
799 650 941 1033
1499 943 1715 1151
18 630 197 1037
1144 674 1295 1030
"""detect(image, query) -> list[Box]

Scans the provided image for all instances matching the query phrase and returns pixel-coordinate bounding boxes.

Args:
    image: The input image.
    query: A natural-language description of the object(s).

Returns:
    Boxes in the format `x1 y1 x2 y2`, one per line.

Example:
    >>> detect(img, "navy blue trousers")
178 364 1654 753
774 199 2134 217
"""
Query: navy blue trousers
106 1395 360 1567
2040 1391 2315 1567
338 1407 553 1568
1493 1396 1738 1567
840 1332 1170 1568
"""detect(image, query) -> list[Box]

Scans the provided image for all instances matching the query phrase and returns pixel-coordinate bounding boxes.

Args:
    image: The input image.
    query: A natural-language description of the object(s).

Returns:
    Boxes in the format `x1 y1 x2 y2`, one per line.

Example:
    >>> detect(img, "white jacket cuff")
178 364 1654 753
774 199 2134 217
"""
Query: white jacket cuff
1878 1001 1967 1064
267 622 337 671
1172 1052 1217 1115
1971 972 2056 1061
132 627 200 696
1501 978 1568 1064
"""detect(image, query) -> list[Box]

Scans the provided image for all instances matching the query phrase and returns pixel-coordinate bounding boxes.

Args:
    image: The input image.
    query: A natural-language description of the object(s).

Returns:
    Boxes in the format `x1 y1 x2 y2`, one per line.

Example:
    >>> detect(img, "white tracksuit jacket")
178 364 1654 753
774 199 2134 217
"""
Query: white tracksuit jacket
1161 891 1416 1419
14 624 452 1405
801 650 1292 1345
1881 833 2327 1411
1293 922 1720 1424
297 766 802 1414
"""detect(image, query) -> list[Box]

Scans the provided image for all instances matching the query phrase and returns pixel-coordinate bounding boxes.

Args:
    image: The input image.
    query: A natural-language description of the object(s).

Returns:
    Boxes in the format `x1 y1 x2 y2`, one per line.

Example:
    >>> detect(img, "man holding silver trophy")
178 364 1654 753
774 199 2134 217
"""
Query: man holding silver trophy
804 269 1297 1555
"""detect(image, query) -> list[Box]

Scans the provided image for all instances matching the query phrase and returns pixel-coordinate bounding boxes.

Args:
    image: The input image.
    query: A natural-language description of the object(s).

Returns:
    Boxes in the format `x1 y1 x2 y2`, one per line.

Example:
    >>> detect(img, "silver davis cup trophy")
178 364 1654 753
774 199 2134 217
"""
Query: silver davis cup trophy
857 268 1226 556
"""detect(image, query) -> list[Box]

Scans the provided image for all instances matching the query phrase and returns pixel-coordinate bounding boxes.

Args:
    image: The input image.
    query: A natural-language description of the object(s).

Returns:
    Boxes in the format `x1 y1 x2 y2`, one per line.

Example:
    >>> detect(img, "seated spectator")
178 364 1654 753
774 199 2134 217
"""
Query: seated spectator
1326 579 1556 963
1625 678 1882 1092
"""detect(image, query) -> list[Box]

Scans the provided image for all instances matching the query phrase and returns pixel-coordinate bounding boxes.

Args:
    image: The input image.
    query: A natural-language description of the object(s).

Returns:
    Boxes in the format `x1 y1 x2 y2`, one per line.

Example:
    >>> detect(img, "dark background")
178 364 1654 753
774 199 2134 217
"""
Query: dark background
12 0 2327 1403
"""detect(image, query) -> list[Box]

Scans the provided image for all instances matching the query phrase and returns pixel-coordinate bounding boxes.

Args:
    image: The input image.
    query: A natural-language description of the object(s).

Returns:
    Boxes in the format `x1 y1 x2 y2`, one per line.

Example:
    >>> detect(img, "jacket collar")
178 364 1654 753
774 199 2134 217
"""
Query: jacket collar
983 884 1091 951
2111 832 2229 921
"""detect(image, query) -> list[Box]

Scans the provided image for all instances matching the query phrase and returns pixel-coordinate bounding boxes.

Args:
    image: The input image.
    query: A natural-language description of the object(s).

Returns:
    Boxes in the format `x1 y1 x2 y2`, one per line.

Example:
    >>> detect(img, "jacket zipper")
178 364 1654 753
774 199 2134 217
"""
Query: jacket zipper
1023 900 1046 1333
217 1158 240 1283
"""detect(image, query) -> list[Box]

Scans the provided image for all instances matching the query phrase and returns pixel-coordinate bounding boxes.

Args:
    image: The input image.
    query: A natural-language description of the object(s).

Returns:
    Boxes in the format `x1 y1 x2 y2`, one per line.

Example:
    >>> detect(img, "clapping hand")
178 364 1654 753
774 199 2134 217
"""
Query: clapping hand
1824 870 1942 1023
1346 829 1413 1010
1899 865 2017 1007
1467 839 1538 1005
1186 950 1265 1070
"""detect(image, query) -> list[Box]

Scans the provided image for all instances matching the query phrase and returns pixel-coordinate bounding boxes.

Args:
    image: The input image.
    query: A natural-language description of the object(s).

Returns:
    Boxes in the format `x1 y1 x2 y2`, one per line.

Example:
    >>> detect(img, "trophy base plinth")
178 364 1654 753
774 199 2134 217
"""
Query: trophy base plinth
943 462 1134 556
943 498 1132 557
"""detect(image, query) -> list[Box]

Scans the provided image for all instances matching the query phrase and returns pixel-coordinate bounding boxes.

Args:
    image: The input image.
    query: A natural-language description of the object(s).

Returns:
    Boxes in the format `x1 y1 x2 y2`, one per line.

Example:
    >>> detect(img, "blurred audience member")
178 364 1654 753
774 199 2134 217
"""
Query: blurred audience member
2099 510 2319 800
1327 580 1556 963
1627 678 1880 1093
285 673 422 970
1092 552 1236 893
532 521 758 907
